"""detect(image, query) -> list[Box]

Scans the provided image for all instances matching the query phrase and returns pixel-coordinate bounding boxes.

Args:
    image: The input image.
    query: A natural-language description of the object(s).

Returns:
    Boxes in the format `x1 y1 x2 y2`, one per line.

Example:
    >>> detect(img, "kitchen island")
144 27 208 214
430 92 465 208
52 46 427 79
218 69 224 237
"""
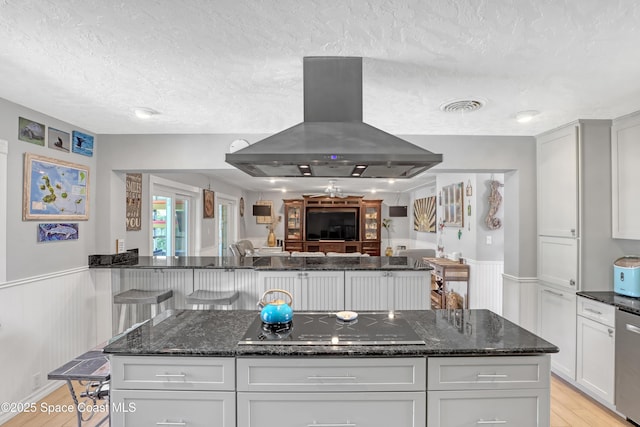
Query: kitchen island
104 309 557 427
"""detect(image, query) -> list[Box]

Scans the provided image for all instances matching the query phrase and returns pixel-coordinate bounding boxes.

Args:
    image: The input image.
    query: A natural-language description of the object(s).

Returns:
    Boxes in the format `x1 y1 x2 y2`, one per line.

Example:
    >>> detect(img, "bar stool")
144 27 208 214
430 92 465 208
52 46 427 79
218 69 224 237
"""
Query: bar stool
185 290 239 310
114 289 173 333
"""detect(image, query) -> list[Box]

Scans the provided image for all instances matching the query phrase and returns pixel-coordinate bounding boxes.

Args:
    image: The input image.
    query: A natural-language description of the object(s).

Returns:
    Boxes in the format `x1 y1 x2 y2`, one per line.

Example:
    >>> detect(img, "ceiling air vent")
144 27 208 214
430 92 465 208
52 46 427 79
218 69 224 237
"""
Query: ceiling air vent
440 99 485 113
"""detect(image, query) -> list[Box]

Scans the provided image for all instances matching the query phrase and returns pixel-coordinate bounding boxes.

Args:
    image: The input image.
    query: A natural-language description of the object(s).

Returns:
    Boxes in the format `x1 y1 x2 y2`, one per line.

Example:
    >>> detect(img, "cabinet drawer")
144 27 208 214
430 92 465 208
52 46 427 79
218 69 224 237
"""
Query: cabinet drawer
577 297 615 327
110 390 235 427
428 389 550 427
237 357 426 392
238 391 425 427
110 356 235 391
428 356 550 390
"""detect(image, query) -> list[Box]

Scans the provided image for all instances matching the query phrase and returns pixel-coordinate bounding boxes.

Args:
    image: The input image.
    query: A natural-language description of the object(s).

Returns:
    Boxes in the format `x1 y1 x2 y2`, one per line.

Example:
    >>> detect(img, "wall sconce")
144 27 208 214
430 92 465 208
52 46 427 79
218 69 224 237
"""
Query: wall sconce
252 205 271 216
466 180 473 196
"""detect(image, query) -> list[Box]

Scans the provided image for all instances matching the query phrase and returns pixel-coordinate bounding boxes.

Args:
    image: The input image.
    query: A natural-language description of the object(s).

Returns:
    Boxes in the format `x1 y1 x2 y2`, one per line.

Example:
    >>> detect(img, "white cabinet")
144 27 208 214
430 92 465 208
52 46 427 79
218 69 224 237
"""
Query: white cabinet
612 111 640 239
427 356 551 427
109 356 236 427
537 285 576 380
537 125 579 238
538 236 578 291
237 357 426 427
256 270 345 311
576 297 615 405
345 270 430 311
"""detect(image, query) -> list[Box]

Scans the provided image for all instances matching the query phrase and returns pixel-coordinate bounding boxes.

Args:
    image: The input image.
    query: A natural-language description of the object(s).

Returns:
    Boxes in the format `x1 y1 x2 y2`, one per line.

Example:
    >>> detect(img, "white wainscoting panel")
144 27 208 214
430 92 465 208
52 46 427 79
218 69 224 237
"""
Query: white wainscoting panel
502 274 538 333
235 269 260 310
0 268 97 424
304 271 345 311
465 259 504 315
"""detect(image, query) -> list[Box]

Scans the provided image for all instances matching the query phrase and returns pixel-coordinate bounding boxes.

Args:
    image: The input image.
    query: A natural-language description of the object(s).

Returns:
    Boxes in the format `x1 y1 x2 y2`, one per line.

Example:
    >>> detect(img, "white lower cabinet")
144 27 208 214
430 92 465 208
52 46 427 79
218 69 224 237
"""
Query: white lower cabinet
537 284 576 380
576 297 615 405
344 270 430 311
110 389 235 426
427 356 551 427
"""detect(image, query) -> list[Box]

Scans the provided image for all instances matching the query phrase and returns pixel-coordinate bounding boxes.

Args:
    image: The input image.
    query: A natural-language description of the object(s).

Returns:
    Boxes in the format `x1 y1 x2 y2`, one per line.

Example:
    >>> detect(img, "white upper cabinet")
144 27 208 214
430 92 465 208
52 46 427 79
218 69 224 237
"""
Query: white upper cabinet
537 125 579 237
612 112 640 239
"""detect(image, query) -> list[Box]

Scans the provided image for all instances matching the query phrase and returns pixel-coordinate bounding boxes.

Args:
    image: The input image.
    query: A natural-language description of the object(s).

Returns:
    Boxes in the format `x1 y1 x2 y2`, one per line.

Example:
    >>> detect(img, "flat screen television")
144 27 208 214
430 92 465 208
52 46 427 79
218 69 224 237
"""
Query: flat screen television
306 210 358 241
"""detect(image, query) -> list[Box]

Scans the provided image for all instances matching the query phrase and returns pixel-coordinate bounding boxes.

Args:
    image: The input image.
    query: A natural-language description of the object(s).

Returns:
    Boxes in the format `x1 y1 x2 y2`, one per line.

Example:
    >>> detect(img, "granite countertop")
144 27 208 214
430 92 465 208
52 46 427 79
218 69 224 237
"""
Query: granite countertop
89 254 432 271
577 291 640 315
103 309 558 357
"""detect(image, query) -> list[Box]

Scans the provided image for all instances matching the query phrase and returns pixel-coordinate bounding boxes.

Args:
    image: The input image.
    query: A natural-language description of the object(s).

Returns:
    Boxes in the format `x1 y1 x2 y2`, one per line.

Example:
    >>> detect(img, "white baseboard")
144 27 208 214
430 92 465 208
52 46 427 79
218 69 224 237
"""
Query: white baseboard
0 381 62 424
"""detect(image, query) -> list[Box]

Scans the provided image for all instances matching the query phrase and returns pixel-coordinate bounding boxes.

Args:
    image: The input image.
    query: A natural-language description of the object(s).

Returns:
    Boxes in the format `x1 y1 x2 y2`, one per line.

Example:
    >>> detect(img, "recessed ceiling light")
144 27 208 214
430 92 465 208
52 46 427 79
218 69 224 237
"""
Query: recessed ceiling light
388 179 395 184
515 110 540 123
133 107 160 119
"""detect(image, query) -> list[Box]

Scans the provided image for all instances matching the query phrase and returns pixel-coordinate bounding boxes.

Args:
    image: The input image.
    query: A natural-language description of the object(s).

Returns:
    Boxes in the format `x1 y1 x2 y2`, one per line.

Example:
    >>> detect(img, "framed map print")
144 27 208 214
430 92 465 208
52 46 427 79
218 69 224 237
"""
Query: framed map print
23 153 89 220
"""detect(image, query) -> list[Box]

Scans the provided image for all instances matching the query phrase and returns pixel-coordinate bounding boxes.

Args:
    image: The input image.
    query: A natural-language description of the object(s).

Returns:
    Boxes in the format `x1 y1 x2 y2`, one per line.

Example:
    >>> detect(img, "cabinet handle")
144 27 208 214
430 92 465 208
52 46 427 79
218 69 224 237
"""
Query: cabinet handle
155 373 186 378
608 328 614 337
570 229 576 236
477 420 507 425
543 289 564 297
476 373 508 379
306 375 357 381
307 423 356 427
626 324 640 335
156 422 186 426
569 279 576 287
584 307 602 315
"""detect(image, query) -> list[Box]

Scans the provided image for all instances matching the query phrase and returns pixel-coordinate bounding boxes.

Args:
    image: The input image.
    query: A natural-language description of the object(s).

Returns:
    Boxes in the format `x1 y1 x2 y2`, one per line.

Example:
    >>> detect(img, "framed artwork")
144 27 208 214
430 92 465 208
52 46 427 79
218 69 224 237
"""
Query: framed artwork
18 117 45 146
203 189 215 219
441 182 464 227
23 153 89 221
37 223 79 242
71 130 94 157
255 200 273 224
413 196 436 232
126 173 142 230
48 128 70 152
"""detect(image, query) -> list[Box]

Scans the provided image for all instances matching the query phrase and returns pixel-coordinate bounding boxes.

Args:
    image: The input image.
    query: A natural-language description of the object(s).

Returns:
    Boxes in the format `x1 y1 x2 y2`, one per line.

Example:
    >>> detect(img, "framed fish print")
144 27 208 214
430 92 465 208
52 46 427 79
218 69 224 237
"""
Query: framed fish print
37 223 79 242
71 130 94 157
23 153 89 220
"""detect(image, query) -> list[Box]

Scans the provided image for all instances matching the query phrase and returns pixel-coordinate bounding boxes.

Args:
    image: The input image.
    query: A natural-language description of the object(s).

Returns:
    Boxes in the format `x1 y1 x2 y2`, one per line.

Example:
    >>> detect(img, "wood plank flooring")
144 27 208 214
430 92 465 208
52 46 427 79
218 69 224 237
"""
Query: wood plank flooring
1 374 632 426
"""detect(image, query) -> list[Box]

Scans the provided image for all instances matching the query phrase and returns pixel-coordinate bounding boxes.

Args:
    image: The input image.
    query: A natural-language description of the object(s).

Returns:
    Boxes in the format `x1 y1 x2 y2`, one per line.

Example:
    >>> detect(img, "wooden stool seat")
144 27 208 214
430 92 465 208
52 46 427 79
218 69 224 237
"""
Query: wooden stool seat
113 289 173 333
185 290 239 309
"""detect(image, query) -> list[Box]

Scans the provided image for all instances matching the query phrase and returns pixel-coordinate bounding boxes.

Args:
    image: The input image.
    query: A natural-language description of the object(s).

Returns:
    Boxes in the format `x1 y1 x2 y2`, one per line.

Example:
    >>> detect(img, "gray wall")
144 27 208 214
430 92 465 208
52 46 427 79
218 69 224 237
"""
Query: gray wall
0 98 98 281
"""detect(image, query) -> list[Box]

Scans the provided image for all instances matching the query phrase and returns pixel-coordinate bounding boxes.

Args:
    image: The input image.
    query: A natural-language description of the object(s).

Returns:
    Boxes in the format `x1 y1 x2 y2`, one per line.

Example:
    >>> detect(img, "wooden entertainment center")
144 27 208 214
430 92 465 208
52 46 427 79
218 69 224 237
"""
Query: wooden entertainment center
283 196 382 256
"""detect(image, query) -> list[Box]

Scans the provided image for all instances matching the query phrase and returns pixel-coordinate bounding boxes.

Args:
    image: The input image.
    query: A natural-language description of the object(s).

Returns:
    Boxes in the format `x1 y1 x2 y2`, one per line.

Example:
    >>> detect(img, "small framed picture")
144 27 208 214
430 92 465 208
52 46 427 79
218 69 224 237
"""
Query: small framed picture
18 117 45 146
48 128 70 152
203 189 215 219
71 130 94 157
37 223 79 243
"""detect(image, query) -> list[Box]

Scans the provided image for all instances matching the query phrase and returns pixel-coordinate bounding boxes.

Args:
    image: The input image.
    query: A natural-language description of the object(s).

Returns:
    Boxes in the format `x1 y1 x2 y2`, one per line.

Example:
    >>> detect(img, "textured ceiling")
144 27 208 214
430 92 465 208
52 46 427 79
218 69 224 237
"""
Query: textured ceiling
1 0 640 192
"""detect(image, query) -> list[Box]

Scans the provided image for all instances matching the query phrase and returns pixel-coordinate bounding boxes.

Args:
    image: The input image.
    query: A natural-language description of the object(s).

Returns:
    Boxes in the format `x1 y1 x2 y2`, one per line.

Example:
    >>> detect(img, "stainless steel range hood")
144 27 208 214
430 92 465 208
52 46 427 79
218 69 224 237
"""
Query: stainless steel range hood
225 57 442 178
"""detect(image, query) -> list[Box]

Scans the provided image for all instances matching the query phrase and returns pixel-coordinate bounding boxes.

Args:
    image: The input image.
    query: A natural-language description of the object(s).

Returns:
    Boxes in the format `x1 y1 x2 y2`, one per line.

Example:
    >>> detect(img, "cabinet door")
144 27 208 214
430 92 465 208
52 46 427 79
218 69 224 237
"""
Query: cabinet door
576 316 615 404
284 201 303 241
362 202 381 241
344 271 392 310
537 285 576 380
303 271 345 311
238 391 425 427
538 236 578 290
110 390 235 427
537 125 579 237
391 271 430 310
612 115 640 239
428 389 549 427
257 271 303 309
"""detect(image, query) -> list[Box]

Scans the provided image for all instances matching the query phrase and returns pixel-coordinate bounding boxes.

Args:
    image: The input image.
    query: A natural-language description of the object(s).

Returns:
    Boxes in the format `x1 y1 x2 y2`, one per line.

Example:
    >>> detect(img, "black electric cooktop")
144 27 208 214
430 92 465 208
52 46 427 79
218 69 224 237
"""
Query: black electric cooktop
238 312 426 346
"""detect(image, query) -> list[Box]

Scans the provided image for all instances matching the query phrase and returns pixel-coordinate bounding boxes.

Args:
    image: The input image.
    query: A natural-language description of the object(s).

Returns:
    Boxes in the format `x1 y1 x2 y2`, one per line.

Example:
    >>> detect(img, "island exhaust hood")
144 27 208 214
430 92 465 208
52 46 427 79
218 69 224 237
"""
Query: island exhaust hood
225 57 442 178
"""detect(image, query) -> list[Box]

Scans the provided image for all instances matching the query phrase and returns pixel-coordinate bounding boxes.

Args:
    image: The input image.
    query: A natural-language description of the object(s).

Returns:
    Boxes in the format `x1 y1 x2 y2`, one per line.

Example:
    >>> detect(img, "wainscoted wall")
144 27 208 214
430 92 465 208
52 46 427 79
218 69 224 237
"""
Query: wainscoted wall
502 273 538 333
466 259 504 315
0 268 101 424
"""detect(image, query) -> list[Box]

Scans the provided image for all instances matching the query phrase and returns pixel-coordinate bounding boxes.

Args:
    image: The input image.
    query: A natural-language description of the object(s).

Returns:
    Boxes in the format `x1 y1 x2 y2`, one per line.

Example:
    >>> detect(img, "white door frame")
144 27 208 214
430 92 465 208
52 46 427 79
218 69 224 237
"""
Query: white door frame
0 140 7 283
216 192 238 256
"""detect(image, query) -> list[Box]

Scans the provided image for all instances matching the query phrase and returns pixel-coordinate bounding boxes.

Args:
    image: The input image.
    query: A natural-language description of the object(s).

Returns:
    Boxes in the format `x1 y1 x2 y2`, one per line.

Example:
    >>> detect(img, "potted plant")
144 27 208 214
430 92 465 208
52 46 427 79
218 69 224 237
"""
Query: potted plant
382 218 394 256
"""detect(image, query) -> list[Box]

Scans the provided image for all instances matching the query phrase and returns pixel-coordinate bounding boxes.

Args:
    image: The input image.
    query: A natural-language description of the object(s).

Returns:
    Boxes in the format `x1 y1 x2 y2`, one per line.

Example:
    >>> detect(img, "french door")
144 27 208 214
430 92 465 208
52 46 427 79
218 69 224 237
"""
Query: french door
152 191 192 256
217 195 238 256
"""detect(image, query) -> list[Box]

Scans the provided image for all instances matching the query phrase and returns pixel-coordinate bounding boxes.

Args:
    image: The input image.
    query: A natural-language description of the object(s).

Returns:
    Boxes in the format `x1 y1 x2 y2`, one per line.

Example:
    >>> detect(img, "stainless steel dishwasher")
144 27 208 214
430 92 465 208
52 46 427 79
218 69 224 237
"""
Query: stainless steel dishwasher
615 308 640 425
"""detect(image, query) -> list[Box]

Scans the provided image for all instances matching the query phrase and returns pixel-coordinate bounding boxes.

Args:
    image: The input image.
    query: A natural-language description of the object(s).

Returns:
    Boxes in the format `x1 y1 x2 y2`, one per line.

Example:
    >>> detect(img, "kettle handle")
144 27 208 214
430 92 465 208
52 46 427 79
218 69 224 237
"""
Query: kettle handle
259 289 293 307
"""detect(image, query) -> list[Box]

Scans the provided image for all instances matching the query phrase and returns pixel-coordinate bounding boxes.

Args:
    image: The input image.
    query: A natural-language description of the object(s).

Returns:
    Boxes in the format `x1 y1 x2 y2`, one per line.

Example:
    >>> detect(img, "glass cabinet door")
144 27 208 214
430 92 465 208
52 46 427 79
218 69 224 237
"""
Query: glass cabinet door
286 203 302 240
364 205 379 240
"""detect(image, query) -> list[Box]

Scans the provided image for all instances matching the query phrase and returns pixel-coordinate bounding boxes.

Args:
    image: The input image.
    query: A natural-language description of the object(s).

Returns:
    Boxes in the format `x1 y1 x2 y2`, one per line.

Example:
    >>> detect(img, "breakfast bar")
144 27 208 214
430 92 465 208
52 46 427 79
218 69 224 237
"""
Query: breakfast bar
103 309 558 427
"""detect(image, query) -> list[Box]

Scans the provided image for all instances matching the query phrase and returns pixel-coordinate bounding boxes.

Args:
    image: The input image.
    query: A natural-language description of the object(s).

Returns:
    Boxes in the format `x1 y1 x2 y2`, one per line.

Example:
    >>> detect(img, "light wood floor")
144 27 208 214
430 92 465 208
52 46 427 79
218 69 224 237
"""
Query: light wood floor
1 374 633 426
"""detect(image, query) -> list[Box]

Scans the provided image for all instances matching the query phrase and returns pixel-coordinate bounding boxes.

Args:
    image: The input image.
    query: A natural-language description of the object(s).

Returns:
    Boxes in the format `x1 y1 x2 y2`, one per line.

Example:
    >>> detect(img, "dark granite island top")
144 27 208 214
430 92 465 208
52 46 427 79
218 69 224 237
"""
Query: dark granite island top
103 309 558 357
89 254 432 271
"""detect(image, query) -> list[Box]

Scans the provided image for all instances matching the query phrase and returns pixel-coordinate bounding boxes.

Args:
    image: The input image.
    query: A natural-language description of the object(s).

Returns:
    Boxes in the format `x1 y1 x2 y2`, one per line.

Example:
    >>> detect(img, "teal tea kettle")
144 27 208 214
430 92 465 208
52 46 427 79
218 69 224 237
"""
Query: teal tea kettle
258 289 294 324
